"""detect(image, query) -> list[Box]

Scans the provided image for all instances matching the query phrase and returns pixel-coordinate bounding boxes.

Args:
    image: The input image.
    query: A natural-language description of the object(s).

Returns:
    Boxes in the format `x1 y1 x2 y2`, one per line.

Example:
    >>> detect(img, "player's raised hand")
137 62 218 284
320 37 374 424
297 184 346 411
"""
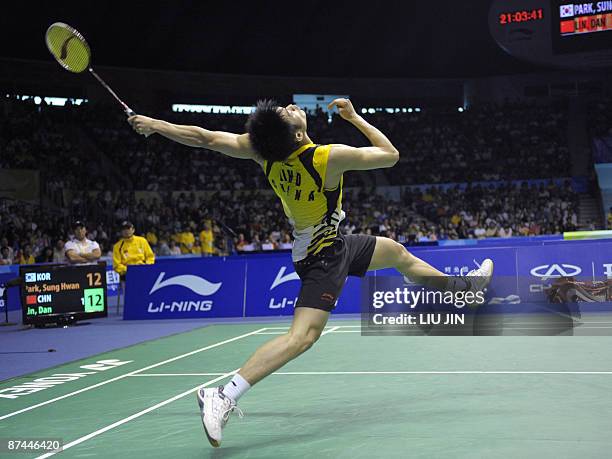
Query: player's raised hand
128 115 156 137
328 98 358 121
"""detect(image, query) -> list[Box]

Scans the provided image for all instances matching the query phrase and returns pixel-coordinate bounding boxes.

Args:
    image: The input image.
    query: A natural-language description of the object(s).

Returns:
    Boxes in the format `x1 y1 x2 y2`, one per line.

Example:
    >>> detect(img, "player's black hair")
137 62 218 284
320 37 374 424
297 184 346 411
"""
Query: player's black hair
246 99 299 162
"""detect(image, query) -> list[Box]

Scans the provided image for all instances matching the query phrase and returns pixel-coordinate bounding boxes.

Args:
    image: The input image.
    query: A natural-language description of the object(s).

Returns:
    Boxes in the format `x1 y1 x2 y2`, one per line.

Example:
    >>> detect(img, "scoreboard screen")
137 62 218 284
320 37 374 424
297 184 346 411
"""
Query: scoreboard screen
489 0 612 69
552 0 612 53
20 263 108 325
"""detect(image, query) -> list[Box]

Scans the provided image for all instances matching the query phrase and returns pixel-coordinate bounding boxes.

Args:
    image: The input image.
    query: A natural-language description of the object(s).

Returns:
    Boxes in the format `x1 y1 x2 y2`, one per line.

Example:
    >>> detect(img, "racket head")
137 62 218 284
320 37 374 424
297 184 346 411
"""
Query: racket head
45 22 91 73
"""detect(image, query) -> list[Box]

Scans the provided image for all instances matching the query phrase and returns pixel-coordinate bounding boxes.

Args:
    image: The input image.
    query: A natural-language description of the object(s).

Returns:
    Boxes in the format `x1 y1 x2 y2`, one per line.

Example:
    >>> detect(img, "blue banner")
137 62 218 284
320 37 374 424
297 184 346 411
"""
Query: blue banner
106 264 119 297
243 254 362 316
244 255 299 317
123 257 246 319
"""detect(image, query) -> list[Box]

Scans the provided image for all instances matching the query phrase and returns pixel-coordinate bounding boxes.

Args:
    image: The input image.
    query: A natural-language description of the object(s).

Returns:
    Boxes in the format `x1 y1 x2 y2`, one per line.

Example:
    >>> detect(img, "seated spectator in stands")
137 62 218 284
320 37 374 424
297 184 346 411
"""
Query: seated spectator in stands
98 241 113 260
485 223 497 238
236 233 248 252
179 225 195 254
279 233 293 250
608 207 612 229
241 241 256 252
157 238 171 256
0 246 12 265
214 237 227 256
146 228 158 249
112 221 155 278
0 238 14 261
261 237 275 251
168 240 181 256
52 240 65 263
18 244 35 265
65 221 101 264
192 238 202 255
251 234 262 251
474 224 486 239
36 246 54 263
199 221 214 257
498 226 513 238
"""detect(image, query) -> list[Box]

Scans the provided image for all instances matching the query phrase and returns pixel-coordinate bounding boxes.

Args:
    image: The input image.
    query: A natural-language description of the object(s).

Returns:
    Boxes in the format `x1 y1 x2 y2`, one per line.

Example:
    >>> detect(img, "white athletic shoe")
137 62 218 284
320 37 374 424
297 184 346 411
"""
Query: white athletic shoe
464 259 494 307
196 385 243 447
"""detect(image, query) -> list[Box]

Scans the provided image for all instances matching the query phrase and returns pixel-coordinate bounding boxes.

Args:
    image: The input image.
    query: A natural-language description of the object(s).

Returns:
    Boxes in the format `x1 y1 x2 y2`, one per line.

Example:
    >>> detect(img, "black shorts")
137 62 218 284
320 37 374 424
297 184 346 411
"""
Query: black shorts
293 233 377 312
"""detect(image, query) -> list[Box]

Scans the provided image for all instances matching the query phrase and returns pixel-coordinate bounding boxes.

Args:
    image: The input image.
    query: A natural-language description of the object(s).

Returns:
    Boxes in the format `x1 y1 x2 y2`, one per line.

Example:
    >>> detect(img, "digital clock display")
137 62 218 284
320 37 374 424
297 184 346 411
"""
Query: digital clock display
499 8 545 24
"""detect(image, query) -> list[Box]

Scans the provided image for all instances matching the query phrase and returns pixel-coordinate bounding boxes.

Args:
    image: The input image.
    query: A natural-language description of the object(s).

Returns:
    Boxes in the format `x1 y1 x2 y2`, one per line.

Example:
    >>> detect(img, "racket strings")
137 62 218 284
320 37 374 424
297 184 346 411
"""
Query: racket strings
45 23 91 73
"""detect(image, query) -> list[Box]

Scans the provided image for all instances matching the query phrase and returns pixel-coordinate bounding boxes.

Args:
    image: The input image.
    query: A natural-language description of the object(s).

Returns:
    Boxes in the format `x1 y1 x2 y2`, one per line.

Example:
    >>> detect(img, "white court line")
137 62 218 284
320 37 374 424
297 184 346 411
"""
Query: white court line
129 373 227 377
35 370 239 459
0 327 267 421
35 324 342 456
321 326 340 335
128 370 612 377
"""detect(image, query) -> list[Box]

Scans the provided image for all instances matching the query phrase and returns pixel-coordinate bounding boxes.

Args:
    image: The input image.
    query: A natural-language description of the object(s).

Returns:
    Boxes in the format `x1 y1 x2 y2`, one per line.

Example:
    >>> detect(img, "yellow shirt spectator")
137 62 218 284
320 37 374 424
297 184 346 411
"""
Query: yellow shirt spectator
146 230 158 247
113 223 155 276
200 228 214 255
19 253 35 265
180 231 195 254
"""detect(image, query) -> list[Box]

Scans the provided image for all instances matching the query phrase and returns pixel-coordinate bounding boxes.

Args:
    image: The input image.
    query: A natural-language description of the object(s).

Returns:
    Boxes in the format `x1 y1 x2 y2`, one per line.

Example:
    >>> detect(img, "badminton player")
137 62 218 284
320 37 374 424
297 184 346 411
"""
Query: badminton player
128 99 493 447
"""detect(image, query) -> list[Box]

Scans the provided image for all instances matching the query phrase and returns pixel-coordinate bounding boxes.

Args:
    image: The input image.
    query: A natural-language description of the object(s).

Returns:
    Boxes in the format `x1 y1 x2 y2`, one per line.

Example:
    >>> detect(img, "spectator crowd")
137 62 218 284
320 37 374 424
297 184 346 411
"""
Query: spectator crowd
2 96 572 194
0 94 599 264
0 180 580 265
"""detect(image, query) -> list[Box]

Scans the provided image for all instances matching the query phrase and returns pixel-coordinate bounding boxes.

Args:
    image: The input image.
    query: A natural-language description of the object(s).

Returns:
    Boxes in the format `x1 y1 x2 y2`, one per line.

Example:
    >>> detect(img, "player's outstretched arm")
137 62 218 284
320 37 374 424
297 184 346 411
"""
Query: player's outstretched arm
326 98 399 173
127 115 256 160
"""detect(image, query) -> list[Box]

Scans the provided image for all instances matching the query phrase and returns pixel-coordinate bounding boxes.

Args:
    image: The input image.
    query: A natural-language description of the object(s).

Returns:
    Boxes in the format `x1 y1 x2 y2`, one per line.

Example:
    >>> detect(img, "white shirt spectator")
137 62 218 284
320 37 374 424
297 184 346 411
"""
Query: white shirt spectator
261 241 275 251
474 227 486 238
64 238 100 264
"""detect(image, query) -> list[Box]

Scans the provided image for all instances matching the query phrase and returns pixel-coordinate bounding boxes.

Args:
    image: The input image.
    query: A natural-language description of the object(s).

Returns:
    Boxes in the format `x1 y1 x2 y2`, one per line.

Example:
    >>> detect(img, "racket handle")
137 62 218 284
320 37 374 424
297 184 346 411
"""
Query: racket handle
126 108 137 117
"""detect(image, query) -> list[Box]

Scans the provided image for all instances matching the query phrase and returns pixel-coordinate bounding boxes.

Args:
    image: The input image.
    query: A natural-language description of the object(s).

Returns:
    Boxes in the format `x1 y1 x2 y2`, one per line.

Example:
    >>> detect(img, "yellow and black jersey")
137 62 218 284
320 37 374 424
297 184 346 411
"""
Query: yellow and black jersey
262 143 345 261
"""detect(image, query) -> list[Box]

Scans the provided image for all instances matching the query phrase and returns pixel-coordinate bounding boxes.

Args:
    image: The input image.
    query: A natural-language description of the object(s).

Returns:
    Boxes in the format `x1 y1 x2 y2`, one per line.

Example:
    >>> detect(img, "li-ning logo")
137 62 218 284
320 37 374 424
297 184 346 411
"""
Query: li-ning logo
530 264 582 280
270 266 300 290
149 272 222 296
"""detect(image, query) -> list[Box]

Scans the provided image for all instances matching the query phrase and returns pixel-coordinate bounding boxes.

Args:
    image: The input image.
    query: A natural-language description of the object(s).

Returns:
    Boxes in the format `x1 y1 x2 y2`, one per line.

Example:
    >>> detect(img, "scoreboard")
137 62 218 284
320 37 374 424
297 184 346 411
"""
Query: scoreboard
558 2 612 36
552 1 612 53
20 263 108 325
489 0 612 68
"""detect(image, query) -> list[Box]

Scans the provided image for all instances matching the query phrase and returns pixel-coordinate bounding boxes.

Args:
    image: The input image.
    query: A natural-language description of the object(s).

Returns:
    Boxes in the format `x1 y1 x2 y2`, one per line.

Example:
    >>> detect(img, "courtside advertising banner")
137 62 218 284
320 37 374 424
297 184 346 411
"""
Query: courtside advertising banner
124 257 246 319
515 241 612 312
106 264 120 297
121 240 612 320
244 254 300 317
243 253 362 316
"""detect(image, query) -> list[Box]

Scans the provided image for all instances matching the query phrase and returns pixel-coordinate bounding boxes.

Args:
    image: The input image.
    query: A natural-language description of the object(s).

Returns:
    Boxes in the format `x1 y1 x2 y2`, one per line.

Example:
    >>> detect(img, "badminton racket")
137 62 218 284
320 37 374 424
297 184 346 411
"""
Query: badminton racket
45 22 136 116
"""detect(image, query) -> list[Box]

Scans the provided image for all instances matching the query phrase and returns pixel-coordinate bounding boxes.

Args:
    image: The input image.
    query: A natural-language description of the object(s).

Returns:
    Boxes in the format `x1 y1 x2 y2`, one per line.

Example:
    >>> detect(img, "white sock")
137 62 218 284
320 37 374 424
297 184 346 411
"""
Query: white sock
221 373 251 403
445 276 470 292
